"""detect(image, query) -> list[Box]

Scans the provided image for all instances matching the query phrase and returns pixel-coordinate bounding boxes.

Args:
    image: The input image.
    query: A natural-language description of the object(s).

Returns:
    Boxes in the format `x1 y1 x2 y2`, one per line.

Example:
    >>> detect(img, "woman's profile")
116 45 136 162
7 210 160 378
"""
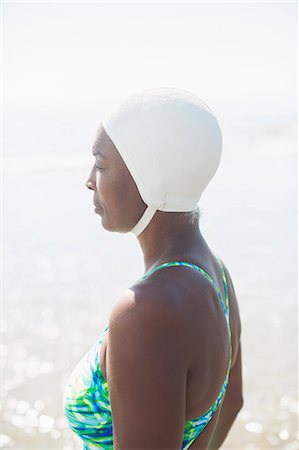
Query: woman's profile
63 87 244 450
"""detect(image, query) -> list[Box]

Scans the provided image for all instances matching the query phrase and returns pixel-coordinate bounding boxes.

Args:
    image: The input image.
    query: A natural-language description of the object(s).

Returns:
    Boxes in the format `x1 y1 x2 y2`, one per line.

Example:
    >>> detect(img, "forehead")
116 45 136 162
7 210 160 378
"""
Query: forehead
92 125 118 159
92 134 109 159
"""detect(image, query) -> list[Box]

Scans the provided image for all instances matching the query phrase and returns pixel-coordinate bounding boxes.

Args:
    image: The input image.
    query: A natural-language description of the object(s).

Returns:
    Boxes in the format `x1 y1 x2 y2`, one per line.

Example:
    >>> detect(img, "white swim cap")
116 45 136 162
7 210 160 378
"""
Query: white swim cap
102 87 222 236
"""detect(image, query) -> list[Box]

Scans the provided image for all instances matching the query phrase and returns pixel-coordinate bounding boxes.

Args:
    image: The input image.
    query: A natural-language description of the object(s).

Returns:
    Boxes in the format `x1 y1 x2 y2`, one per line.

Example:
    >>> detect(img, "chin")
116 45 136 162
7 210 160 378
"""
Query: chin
102 220 129 234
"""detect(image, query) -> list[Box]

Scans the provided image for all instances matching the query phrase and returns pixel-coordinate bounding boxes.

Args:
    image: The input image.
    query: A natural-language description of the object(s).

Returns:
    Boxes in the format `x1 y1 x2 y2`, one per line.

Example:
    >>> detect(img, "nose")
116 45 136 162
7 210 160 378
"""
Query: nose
86 166 96 191
86 180 94 190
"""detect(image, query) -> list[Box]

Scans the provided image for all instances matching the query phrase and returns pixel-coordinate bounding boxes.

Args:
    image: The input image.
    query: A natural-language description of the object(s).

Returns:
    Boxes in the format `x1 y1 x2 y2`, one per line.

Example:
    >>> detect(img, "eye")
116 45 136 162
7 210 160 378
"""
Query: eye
95 164 103 171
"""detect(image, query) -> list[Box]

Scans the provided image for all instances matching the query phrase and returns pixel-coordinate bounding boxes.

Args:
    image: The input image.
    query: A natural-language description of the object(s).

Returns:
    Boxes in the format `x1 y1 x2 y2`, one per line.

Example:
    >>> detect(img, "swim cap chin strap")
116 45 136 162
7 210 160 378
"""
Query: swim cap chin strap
129 204 158 236
129 193 167 237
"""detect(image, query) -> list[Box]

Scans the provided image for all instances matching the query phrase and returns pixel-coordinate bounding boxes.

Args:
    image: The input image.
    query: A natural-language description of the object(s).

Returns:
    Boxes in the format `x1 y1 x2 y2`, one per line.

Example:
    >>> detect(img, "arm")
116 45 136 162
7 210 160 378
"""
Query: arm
207 341 244 450
106 289 188 449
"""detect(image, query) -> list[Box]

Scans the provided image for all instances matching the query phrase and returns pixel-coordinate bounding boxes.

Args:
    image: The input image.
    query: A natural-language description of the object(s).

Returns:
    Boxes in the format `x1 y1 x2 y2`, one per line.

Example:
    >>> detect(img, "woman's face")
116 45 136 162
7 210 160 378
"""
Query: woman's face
86 124 147 233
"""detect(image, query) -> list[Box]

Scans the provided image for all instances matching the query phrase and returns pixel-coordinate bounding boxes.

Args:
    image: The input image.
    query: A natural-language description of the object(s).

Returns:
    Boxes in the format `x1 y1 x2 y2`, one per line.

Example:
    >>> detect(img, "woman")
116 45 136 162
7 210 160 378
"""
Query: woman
63 87 243 450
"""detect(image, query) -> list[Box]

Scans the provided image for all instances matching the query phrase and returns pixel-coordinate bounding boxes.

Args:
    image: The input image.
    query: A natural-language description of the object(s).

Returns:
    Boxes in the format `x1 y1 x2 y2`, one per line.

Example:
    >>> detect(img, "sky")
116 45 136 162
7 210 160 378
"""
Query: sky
3 2 297 119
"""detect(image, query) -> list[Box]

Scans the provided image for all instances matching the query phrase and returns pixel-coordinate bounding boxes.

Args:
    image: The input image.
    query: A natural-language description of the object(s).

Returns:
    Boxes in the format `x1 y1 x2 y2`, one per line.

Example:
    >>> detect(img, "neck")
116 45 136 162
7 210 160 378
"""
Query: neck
137 210 207 273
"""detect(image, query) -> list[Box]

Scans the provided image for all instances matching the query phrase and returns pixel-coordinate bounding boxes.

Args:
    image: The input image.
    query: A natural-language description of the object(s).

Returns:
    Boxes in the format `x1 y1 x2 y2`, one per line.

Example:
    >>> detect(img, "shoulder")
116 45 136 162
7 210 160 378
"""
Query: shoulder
109 263 214 335
107 266 215 364
108 285 188 356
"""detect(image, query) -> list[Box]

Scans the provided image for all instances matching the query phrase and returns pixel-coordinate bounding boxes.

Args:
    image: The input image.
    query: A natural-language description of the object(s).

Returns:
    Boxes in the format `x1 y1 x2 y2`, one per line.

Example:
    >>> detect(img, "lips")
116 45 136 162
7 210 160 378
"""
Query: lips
94 201 103 211
95 207 103 215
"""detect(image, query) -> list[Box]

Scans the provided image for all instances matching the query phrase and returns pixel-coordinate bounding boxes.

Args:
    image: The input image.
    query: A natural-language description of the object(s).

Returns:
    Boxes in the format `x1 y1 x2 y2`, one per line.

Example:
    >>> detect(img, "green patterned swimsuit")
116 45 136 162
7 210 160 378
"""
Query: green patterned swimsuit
63 254 232 450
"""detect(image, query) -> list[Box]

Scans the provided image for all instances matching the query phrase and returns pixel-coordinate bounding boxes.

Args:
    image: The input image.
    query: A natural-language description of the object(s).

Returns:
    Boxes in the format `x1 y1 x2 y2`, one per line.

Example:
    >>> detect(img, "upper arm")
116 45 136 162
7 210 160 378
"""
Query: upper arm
106 289 187 449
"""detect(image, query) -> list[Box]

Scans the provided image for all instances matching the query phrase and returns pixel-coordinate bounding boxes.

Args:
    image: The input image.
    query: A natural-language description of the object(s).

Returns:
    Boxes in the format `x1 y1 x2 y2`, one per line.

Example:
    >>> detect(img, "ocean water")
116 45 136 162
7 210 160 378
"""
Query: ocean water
2 113 298 449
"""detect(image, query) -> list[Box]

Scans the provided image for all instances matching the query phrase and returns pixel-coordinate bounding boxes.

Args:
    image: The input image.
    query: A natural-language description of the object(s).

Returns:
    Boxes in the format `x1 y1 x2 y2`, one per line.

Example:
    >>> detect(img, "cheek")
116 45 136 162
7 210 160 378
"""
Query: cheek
95 171 109 192
95 173 101 191
96 172 123 203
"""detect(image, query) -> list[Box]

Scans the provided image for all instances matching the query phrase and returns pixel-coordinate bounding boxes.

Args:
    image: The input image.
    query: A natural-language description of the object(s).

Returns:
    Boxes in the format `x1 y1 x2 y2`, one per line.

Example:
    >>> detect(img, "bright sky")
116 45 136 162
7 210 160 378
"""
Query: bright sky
3 2 297 118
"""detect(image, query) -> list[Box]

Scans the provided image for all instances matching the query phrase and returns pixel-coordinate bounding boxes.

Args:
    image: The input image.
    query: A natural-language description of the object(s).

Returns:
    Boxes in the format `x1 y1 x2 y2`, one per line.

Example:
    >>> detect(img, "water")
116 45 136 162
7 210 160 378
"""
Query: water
2 113 298 449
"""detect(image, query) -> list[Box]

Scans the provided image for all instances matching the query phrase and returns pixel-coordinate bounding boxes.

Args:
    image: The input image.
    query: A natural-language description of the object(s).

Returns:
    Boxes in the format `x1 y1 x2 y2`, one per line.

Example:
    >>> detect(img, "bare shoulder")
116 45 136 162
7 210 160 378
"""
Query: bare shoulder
108 284 189 356
107 266 218 371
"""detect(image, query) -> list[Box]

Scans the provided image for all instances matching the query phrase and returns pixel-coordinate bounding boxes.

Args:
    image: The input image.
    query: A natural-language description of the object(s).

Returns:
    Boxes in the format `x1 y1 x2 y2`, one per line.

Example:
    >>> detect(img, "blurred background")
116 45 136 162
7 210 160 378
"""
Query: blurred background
2 2 298 449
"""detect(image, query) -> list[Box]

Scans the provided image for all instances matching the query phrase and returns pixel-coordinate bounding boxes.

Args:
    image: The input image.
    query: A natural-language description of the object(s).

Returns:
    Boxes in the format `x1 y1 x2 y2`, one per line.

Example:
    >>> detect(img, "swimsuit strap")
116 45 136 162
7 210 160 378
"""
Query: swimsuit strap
213 254 229 311
138 254 229 315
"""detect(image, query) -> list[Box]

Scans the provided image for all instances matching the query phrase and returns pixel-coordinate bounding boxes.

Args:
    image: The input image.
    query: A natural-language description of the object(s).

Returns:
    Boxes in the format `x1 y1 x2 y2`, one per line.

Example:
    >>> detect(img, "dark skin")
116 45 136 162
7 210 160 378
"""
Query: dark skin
86 124 243 450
